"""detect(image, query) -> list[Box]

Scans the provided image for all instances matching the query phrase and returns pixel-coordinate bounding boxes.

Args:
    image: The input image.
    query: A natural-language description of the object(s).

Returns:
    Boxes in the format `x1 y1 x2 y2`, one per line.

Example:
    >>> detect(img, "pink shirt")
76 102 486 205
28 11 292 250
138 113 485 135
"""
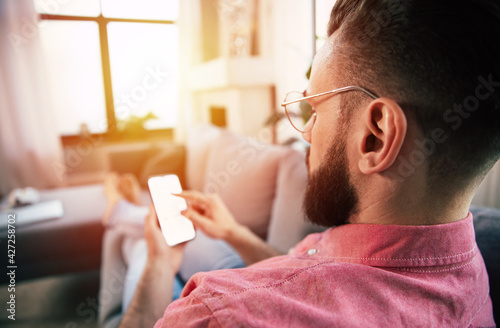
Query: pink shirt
155 213 495 327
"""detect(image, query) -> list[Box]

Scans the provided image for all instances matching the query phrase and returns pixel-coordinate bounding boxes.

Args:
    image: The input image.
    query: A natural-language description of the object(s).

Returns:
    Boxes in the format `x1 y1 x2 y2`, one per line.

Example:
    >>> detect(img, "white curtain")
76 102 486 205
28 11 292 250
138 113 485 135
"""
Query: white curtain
0 0 66 197
472 161 500 209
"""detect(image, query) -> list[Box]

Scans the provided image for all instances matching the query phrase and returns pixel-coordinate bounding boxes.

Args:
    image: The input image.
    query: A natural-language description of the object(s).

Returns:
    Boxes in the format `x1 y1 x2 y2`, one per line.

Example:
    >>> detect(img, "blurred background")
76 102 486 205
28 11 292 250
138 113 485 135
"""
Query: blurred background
2 0 496 207
0 0 339 191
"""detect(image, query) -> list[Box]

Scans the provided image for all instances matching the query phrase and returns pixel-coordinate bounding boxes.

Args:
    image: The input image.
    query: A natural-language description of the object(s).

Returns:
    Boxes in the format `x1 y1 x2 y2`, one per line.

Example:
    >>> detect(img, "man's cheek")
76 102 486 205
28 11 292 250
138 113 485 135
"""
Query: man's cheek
307 148 321 173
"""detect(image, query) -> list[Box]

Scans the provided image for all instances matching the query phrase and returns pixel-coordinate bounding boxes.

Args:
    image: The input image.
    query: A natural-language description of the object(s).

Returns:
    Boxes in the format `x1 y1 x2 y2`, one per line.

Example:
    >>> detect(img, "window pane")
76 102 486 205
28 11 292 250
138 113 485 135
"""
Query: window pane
38 21 107 135
34 0 100 17
102 0 179 20
107 23 179 130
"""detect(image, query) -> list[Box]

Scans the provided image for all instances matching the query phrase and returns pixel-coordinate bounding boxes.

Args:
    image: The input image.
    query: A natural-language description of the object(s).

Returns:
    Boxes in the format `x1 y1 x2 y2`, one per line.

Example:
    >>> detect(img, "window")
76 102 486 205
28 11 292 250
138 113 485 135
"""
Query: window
34 0 179 140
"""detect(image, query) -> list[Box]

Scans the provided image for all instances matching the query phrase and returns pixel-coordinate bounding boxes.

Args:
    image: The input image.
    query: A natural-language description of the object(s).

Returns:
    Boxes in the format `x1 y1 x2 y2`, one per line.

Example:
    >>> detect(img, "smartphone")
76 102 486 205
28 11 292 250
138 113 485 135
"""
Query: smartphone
148 174 196 246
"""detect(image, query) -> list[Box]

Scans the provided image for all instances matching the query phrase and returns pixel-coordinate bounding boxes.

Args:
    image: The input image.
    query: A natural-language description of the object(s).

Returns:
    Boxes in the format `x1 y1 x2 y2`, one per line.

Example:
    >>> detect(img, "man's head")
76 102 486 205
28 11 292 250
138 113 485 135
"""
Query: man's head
303 0 500 227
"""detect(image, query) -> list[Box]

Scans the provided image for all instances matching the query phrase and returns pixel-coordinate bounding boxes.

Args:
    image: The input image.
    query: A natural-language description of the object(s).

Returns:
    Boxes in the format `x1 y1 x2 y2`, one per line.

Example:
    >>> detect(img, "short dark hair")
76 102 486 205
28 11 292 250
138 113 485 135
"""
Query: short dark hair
328 0 500 189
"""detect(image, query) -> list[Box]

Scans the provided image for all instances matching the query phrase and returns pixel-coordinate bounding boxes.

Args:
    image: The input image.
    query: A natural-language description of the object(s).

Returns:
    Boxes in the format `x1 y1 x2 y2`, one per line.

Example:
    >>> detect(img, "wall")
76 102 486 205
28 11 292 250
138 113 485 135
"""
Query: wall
177 0 315 142
473 161 500 209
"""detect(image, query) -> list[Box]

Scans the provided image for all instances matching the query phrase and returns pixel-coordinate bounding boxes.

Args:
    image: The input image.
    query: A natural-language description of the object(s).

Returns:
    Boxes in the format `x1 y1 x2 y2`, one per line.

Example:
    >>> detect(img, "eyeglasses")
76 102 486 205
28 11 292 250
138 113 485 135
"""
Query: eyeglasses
281 86 379 133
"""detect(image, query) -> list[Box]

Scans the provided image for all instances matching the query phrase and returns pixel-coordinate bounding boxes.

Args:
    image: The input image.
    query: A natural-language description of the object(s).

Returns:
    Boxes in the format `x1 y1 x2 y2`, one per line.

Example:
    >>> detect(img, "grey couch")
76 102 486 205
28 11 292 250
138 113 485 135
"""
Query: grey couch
471 206 500 322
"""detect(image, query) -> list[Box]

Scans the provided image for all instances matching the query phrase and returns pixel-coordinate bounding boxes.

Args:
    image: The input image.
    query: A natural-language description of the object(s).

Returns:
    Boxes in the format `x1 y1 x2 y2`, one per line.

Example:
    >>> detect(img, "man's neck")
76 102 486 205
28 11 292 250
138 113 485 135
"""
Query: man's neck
349 186 473 226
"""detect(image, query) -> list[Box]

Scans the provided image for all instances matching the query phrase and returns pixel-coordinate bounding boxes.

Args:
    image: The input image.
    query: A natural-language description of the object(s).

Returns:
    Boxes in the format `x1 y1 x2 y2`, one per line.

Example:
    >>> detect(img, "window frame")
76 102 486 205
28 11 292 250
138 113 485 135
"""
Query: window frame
38 12 177 144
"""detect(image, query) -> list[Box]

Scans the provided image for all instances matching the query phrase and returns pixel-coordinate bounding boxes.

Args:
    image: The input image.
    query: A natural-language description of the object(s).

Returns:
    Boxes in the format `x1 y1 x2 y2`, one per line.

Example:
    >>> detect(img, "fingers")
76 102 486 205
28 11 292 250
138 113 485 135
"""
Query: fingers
181 208 203 223
175 190 223 205
181 208 210 230
175 190 210 212
174 190 208 203
146 204 160 230
211 193 225 207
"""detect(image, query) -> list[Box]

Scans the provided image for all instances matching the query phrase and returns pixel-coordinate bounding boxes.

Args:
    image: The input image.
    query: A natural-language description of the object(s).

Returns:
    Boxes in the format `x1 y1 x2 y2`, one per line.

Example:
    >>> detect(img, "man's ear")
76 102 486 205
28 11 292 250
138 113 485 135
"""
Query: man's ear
357 98 407 175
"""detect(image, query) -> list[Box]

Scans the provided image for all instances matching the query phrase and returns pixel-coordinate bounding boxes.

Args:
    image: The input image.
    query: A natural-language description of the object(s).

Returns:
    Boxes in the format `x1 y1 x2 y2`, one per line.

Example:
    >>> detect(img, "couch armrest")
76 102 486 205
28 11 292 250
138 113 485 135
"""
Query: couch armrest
0 185 106 284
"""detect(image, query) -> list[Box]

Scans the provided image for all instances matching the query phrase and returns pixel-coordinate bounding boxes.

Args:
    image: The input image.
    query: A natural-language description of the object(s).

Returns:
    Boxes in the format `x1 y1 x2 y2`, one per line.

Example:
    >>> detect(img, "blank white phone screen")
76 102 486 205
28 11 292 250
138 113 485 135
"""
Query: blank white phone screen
148 175 195 246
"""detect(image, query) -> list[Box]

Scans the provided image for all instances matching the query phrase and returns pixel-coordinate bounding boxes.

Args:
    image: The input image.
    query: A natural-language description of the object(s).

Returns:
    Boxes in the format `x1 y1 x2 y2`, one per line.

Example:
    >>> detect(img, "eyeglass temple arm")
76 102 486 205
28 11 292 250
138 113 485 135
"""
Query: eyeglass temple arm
281 86 379 106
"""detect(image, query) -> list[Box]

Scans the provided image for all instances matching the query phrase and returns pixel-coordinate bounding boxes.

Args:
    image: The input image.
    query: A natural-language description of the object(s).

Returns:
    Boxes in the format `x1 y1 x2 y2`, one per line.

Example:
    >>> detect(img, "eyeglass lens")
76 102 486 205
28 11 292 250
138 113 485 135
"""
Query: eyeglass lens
284 92 314 133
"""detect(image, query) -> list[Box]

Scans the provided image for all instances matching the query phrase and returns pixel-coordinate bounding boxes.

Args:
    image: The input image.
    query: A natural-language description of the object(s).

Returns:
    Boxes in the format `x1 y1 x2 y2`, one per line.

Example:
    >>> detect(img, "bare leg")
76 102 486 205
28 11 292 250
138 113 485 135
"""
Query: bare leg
99 173 145 328
103 173 146 229
102 172 124 226
118 173 142 206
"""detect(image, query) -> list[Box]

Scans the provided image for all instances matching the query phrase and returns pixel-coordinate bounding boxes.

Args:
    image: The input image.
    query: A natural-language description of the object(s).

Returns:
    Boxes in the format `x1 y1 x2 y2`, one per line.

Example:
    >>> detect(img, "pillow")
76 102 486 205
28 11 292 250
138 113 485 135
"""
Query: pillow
203 129 287 239
185 124 223 191
266 148 325 253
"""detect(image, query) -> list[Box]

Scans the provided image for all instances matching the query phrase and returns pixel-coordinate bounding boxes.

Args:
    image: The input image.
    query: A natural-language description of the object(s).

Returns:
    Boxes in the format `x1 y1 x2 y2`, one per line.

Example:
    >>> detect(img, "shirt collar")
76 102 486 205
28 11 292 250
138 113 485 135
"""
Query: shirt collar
311 212 477 268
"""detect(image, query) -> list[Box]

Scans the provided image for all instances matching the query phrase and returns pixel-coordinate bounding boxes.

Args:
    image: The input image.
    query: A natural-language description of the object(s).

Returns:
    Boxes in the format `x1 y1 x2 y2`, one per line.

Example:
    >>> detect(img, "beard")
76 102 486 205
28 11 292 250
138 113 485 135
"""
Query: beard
304 138 359 227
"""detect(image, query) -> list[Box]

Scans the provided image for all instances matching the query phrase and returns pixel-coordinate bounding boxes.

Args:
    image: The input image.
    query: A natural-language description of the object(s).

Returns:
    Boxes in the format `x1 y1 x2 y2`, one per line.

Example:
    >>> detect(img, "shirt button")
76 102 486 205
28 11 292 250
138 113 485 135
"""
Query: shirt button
308 248 318 255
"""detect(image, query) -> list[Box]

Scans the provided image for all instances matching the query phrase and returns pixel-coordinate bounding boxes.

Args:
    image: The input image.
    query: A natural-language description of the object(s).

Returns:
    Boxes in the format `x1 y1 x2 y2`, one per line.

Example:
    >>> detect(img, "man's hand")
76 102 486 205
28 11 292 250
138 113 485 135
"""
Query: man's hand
176 191 282 265
145 204 186 272
175 191 242 241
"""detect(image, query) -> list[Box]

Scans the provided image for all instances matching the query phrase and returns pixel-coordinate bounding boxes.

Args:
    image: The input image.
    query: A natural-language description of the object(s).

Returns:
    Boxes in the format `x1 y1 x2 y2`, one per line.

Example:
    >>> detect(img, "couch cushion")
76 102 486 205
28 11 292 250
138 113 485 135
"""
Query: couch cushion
267 149 325 253
185 124 223 191
203 129 287 239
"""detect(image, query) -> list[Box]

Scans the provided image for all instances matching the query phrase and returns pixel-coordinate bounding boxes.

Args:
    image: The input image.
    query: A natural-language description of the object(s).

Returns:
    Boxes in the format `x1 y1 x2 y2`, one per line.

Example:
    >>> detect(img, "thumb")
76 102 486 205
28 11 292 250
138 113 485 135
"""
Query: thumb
146 204 160 231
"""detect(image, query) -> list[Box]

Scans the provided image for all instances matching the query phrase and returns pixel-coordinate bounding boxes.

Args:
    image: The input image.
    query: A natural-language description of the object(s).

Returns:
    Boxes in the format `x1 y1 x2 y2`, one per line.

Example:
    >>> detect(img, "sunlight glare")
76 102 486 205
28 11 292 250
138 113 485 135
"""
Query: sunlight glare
102 0 179 20
38 21 107 135
107 23 179 129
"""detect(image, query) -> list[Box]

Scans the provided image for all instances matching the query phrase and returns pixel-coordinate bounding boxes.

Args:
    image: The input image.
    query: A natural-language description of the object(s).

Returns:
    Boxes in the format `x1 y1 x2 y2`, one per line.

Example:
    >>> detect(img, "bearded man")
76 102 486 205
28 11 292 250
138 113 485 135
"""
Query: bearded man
120 0 499 326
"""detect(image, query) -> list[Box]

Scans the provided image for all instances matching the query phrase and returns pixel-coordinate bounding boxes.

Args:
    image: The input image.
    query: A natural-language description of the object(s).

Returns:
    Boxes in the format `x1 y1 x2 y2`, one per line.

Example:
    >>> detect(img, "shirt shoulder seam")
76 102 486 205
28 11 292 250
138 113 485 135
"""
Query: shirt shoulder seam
388 258 475 273
215 260 338 299
319 245 477 262
188 286 224 327
465 287 493 326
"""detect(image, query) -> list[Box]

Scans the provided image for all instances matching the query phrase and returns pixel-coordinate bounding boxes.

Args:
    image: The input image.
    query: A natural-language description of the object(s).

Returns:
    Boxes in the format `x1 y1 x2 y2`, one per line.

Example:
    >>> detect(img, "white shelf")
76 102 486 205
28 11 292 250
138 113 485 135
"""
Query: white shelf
188 57 275 91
